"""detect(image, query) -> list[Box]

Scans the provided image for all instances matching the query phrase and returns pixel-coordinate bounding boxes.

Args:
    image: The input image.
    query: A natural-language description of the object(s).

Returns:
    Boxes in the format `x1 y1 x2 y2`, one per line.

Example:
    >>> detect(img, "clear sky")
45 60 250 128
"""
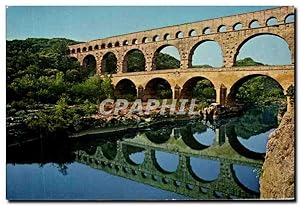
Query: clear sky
6 6 292 65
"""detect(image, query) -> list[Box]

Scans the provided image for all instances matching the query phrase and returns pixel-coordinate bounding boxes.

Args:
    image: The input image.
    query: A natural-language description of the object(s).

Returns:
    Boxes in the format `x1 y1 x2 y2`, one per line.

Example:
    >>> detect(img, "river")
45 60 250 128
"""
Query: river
6 106 280 200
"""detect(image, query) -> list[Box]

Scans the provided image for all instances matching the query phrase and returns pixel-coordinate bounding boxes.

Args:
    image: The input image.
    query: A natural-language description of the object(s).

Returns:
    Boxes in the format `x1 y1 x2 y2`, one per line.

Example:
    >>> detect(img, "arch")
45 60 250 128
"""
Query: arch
71 49 75 54
115 79 137 100
142 37 148 43
66 49 70 55
152 150 179 174
82 47 87 52
77 48 81 53
123 40 129 46
249 20 260 28
152 44 181 70
145 127 172 144
144 77 172 100
101 52 117 74
188 40 224 68
187 157 220 182
189 29 197 37
88 46 93 51
123 145 145 165
82 54 96 69
227 74 286 106
203 27 211 34
107 43 112 48
153 35 160 42
122 49 146 72
285 13 295 23
101 142 117 161
94 45 99 50
132 39 138 45
266 17 278 26
218 25 227 32
234 33 292 66
69 56 78 62
164 33 171 40
176 31 184 38
101 43 106 49
233 22 243 31
115 41 120 47
180 76 216 103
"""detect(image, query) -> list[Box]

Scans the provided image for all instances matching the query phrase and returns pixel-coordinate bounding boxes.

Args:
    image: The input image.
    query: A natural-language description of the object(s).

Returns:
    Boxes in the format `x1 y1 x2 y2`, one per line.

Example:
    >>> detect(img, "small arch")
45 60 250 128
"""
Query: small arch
82 47 87 52
132 39 138 45
153 35 160 42
233 23 243 31
176 31 184 38
71 49 75 54
88 46 93 51
203 27 211 34
266 17 278 26
107 43 112 48
123 40 129 46
249 20 260 28
142 37 148 43
218 25 227 32
189 29 197 37
94 45 99 50
101 52 117 74
115 79 137 100
285 13 295 23
66 49 71 54
101 43 106 49
77 48 81 53
164 33 171 40
123 49 146 72
115 41 120 47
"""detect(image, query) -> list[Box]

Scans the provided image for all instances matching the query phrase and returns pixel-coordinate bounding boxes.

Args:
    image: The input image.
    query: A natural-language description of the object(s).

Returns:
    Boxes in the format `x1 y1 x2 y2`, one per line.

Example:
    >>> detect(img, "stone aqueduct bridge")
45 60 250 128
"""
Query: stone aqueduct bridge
68 6 295 105
75 126 262 199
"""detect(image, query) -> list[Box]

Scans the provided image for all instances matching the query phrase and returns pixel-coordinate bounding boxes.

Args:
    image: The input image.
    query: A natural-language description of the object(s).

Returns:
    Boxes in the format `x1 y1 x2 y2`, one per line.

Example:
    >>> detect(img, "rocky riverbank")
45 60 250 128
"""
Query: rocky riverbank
260 105 295 199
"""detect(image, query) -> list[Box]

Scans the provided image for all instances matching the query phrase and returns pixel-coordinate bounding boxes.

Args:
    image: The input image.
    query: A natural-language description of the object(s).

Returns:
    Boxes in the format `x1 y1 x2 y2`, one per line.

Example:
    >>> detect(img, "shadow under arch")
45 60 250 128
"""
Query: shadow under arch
101 142 118 160
152 44 181 70
231 164 260 194
114 78 137 100
122 144 145 166
187 156 220 183
82 54 96 68
151 150 179 174
143 77 172 101
123 49 146 72
226 74 286 106
180 76 216 101
101 52 117 74
188 39 224 68
233 33 292 66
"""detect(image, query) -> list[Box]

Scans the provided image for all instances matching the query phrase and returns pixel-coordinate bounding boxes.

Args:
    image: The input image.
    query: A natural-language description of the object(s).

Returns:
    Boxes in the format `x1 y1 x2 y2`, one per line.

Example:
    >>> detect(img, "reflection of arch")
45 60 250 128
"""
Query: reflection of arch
83 54 96 69
152 44 181 70
233 33 291 65
187 157 220 182
145 127 172 144
101 142 117 160
151 150 179 174
122 145 145 166
180 76 216 100
231 164 260 194
180 124 211 150
227 74 285 106
123 49 146 72
188 40 223 68
101 52 117 74
144 77 172 100
115 79 137 99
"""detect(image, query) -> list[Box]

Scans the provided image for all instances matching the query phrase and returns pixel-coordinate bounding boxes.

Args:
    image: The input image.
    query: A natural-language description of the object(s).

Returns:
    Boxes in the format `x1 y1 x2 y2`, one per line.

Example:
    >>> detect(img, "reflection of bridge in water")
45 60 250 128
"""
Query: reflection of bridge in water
75 123 263 199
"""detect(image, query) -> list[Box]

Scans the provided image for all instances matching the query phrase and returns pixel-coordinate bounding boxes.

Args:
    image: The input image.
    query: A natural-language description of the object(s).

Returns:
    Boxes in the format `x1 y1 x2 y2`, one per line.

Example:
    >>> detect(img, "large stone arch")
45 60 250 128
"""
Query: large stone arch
233 32 292 66
114 78 137 100
151 44 181 71
100 51 118 74
143 77 173 101
122 49 146 72
226 74 286 106
188 39 224 68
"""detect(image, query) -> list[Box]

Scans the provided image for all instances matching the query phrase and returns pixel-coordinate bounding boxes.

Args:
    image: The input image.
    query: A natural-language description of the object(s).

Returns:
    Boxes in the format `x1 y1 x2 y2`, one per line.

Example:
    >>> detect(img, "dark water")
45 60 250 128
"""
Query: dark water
7 106 280 200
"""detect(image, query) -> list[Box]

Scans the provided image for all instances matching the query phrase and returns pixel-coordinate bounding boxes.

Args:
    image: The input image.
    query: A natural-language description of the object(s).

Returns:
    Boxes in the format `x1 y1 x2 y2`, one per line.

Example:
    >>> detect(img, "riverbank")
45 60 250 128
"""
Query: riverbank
260 104 295 199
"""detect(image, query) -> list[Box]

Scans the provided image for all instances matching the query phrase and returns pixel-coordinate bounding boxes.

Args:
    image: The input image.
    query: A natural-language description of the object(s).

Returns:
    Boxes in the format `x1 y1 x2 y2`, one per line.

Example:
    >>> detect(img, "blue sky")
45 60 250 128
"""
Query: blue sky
6 6 292 65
